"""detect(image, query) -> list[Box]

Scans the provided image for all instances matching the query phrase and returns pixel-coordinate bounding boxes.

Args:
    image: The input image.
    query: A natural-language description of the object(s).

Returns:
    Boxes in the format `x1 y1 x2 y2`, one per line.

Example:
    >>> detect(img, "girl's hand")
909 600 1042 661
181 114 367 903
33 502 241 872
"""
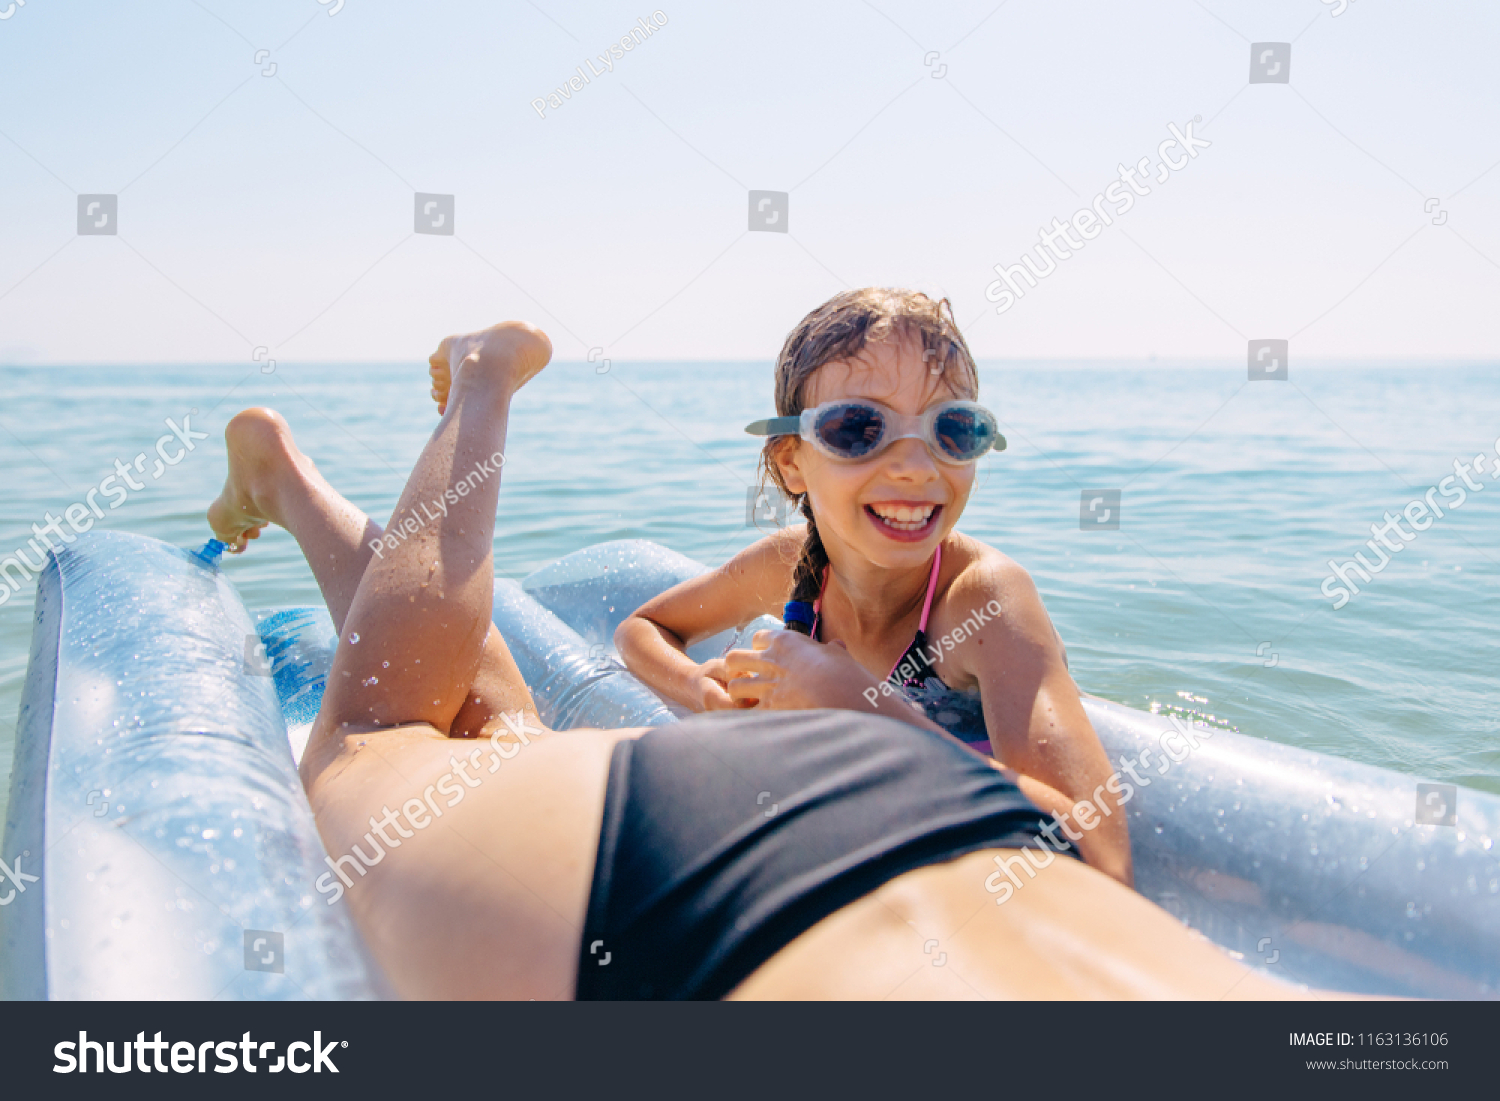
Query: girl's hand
722 630 882 712
690 657 740 711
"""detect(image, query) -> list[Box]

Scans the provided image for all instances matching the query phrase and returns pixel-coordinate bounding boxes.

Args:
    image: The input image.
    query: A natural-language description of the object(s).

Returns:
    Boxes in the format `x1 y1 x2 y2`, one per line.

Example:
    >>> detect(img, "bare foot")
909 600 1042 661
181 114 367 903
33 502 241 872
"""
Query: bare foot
428 321 552 414
206 408 313 553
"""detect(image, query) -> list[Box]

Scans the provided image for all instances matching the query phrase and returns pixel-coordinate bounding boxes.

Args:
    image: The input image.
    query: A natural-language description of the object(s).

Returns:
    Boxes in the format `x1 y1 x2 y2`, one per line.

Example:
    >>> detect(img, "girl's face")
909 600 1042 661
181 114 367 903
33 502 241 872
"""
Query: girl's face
774 335 977 572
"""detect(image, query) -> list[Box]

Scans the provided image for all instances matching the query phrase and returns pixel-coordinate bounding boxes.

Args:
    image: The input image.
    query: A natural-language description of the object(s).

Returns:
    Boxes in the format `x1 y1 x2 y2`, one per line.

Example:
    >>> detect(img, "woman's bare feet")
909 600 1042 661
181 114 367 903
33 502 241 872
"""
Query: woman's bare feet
206 408 314 553
428 321 552 414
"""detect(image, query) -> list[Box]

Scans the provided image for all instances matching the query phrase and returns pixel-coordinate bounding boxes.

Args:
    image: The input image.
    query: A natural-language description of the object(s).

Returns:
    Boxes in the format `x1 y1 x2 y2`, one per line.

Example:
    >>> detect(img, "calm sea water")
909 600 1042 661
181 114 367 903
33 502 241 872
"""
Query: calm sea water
0 362 1496 829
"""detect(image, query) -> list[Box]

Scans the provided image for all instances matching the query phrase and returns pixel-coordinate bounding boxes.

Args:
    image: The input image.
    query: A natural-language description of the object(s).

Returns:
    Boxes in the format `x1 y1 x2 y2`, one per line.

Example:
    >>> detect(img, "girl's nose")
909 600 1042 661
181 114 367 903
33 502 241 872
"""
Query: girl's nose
879 437 939 479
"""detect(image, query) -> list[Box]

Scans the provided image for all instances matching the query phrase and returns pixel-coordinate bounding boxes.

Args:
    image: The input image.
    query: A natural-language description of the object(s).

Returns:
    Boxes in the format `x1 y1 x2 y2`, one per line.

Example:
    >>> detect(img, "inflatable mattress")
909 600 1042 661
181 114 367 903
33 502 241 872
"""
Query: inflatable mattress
3 532 1496 999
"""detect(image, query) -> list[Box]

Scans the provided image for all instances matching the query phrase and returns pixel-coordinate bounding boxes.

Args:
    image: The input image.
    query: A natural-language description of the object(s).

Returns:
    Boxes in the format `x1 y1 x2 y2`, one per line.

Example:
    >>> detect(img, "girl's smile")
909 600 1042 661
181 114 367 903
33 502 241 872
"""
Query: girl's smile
865 501 943 540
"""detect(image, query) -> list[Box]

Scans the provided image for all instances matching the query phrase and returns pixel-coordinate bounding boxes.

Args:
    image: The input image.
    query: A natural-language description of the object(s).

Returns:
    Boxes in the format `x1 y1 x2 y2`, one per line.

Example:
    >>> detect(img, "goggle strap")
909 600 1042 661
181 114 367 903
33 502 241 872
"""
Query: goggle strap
744 416 801 437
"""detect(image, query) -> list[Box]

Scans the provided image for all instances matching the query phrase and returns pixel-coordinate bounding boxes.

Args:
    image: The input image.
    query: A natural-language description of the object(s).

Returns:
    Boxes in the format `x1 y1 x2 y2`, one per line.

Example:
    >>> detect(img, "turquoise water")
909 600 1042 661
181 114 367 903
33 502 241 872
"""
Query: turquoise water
1 362 1496 830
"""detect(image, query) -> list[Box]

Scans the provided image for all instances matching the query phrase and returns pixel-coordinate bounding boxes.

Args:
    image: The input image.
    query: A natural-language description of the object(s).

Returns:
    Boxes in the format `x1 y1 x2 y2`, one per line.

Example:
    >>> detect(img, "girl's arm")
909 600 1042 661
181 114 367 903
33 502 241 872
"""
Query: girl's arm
615 533 795 711
952 559 1134 887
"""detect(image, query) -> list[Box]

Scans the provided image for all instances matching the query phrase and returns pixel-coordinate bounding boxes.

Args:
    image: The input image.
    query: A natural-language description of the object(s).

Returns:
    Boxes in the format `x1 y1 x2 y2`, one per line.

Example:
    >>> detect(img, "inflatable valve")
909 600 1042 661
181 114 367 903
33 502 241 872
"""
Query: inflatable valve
192 538 226 566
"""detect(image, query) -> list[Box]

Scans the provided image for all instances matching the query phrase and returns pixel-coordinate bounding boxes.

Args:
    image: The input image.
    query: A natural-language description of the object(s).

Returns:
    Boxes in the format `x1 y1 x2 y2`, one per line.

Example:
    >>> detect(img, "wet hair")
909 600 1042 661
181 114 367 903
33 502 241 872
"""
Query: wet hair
756 288 981 631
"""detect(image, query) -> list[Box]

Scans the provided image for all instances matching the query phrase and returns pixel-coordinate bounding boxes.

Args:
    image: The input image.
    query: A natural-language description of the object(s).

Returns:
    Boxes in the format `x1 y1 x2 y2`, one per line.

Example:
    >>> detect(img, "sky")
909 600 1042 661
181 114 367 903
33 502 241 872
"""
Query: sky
1 0 1497 365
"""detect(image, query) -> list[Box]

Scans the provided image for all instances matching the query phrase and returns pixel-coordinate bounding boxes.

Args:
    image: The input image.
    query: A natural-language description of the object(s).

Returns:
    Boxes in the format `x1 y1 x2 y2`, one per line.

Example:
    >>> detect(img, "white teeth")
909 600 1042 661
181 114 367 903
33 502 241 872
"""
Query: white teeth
871 504 934 531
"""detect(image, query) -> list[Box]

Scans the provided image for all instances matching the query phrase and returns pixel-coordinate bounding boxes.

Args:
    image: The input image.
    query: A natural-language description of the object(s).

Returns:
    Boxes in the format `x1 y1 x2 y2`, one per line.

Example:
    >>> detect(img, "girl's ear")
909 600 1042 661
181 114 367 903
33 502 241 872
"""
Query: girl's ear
772 438 808 495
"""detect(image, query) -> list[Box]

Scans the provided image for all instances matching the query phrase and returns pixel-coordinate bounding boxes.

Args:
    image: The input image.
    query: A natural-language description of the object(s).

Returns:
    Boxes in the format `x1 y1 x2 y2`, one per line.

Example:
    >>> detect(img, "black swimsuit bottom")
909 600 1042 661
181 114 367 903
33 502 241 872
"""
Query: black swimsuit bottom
575 710 1068 1000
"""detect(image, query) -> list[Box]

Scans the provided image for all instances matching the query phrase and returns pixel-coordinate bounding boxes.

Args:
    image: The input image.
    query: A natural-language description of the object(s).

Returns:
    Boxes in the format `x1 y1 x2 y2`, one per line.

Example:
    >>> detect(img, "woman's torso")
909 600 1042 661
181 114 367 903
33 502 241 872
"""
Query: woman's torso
305 716 1301 1000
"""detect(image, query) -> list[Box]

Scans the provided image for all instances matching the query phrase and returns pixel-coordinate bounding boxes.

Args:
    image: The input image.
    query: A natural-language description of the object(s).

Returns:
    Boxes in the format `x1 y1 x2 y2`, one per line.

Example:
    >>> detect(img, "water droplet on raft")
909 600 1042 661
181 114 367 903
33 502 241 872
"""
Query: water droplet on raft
349 633 360 644
364 677 378 686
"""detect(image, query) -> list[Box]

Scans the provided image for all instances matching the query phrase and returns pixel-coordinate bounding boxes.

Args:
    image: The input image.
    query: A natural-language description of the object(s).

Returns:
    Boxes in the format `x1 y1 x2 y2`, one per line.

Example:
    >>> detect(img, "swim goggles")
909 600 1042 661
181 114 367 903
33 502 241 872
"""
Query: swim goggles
745 399 1005 465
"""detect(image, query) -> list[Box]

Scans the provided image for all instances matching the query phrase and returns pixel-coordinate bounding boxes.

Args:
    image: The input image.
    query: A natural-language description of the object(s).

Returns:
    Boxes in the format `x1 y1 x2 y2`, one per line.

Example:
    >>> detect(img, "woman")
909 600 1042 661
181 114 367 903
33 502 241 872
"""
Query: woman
207 320 1317 1000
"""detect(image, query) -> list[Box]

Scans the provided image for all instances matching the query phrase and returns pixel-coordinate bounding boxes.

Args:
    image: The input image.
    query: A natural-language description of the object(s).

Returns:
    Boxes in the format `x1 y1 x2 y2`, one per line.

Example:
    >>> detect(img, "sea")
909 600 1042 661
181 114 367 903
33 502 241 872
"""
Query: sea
0 361 1495 830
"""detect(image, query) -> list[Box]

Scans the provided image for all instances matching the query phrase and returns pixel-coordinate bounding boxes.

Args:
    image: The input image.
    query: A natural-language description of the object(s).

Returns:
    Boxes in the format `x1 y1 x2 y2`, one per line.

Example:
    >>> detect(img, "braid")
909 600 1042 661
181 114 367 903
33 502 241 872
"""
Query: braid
784 497 829 634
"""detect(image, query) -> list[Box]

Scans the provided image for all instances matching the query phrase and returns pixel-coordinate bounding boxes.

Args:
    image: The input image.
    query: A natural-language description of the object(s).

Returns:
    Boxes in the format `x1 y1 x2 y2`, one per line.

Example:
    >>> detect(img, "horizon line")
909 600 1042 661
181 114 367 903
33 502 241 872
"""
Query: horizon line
3 357 1499 370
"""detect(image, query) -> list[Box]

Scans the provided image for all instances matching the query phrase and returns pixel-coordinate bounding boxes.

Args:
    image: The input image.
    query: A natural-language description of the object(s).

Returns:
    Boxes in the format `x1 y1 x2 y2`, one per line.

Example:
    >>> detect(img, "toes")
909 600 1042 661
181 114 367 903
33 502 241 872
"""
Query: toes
429 359 451 414
218 521 266 555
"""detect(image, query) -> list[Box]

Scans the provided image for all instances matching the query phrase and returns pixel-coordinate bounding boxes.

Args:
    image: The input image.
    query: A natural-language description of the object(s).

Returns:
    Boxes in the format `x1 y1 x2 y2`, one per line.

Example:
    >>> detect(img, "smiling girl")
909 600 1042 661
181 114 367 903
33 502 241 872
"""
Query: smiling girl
616 288 1130 882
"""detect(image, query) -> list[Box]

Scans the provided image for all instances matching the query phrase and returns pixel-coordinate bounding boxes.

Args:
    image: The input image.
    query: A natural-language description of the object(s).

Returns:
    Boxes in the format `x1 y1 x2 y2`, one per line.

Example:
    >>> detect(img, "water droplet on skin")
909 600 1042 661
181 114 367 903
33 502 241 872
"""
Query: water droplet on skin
364 677 378 686
382 661 389 668
349 633 360 644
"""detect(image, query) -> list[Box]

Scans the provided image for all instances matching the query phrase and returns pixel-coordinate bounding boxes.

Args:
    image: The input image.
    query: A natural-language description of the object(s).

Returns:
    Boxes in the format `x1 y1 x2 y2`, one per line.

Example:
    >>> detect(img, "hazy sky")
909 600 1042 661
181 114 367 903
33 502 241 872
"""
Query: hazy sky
1 0 1497 364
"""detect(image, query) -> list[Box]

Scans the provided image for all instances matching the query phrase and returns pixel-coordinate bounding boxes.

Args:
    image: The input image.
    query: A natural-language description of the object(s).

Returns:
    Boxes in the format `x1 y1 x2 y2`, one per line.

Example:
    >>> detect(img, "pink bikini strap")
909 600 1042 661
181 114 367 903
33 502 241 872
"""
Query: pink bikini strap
811 548 942 648
917 544 942 633
810 567 829 638
883 547 942 682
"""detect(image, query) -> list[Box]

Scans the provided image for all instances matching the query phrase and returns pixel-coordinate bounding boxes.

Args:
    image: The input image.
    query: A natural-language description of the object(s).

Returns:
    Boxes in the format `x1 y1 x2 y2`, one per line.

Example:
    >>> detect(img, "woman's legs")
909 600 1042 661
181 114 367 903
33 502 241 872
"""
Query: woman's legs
213 323 635 1000
207 327 549 740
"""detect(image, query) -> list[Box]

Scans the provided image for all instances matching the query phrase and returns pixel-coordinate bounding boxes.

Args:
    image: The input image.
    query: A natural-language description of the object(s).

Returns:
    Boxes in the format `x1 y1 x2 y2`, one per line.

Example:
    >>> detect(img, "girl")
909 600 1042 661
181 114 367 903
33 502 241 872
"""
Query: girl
616 289 1131 884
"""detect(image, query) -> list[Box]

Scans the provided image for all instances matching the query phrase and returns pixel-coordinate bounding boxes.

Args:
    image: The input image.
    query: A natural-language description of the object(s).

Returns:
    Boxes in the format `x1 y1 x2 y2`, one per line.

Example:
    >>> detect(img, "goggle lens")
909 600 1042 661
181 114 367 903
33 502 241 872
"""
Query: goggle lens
933 406 996 462
814 404 885 459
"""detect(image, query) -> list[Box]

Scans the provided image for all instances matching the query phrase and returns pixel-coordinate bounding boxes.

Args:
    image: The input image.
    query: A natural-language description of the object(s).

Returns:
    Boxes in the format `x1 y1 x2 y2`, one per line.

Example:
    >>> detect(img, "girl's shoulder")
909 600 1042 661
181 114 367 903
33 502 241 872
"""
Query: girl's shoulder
929 533 1060 683
930 534 1050 639
713 525 806 588
938 531 1038 608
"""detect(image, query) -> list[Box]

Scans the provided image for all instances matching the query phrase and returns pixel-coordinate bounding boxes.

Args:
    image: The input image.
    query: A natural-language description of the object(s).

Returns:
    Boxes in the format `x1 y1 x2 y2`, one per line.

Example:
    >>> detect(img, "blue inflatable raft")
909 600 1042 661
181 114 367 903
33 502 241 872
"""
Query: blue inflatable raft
2 531 1496 999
